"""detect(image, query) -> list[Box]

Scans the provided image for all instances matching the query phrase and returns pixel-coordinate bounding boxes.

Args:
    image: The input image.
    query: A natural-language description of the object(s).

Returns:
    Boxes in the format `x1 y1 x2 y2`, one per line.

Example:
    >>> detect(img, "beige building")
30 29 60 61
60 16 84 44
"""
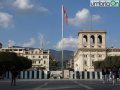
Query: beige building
1 47 25 56
74 30 120 71
67 59 74 69
24 49 53 71
0 46 53 71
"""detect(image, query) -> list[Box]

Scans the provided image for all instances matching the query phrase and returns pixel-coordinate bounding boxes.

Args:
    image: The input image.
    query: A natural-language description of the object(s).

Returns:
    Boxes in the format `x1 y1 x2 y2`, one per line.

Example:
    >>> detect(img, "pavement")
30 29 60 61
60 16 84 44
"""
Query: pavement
0 79 120 90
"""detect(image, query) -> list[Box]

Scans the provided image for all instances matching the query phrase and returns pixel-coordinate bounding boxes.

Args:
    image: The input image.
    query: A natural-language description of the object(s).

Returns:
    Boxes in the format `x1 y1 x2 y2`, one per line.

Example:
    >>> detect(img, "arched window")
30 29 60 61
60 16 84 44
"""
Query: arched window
98 35 102 44
83 35 87 43
91 35 95 44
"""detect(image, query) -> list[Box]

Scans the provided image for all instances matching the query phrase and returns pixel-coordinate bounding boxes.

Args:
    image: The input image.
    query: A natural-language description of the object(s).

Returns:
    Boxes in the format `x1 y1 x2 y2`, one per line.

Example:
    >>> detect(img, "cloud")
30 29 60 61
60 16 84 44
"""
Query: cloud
68 8 101 27
53 36 78 49
46 41 50 44
38 33 44 47
8 40 15 47
0 12 14 28
113 39 118 42
16 43 21 46
1 0 49 15
22 38 35 47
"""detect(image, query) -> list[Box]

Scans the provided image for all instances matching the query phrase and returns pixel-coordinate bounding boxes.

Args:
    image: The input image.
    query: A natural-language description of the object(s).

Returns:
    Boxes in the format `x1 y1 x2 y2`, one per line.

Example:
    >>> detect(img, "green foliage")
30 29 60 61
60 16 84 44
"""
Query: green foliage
0 52 32 71
94 56 120 68
65 67 74 71
17 56 32 70
94 61 103 68
51 61 58 67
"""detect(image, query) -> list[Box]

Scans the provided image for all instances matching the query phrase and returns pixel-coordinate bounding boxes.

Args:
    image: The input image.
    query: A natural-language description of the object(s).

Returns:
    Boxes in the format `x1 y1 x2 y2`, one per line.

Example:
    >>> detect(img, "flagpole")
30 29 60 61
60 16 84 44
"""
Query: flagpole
62 5 64 77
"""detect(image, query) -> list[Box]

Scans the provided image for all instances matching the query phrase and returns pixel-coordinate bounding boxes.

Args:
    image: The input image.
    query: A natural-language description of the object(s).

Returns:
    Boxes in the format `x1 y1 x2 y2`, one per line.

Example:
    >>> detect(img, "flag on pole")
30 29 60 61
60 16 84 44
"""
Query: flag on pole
63 5 68 25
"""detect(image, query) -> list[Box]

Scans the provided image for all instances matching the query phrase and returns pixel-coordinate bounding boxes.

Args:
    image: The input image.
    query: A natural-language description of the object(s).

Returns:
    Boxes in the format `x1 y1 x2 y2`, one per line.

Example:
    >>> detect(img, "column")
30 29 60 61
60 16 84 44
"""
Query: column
78 34 83 48
80 51 84 71
87 34 90 48
88 51 91 70
102 34 106 48
95 34 98 48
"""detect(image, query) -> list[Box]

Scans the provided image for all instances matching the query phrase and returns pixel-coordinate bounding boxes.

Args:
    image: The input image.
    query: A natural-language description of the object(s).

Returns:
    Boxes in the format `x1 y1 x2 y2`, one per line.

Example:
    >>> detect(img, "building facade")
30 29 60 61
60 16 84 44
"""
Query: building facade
74 30 120 71
23 49 53 71
1 46 53 71
67 59 74 69
1 47 25 56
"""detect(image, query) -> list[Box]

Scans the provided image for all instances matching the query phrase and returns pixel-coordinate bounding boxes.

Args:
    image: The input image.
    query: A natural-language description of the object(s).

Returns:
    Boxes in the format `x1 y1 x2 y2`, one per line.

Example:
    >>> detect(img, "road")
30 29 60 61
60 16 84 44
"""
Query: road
0 79 120 90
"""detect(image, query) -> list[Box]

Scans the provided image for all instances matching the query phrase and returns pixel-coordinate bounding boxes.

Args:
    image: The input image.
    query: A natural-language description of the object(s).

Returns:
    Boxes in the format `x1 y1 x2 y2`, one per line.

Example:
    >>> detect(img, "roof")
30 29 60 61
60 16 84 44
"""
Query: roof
78 30 107 35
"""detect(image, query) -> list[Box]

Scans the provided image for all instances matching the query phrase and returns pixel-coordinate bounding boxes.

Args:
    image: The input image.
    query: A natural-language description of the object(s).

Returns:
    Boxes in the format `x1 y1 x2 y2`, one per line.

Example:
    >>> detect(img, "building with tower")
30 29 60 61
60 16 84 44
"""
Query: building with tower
74 30 120 71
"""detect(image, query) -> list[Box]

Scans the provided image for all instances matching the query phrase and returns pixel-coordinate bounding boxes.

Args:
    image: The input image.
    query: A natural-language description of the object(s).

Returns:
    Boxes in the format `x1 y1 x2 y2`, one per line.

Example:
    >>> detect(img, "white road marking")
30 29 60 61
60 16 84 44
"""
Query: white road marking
33 80 53 90
72 80 93 89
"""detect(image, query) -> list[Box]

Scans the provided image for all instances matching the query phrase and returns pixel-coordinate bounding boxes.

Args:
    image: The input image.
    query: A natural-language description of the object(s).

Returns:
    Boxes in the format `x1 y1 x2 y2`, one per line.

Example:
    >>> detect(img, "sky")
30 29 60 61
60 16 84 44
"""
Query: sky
0 0 120 51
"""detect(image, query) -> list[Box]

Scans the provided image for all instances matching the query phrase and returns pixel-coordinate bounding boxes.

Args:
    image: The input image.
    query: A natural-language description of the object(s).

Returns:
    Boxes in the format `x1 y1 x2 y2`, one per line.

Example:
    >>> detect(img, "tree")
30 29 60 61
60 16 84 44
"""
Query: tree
0 52 32 71
0 52 18 71
17 56 32 71
51 61 58 67
94 61 103 68
94 56 120 68
65 67 74 71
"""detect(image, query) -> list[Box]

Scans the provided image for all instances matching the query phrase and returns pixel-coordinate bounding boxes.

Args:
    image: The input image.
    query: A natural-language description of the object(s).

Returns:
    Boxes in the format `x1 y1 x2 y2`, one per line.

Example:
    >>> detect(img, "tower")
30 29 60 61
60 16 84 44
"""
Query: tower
74 30 107 71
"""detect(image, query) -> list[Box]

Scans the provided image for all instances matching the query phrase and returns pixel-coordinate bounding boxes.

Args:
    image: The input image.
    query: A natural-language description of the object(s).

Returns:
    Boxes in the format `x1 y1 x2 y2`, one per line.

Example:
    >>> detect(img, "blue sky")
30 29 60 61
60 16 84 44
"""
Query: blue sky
0 0 120 51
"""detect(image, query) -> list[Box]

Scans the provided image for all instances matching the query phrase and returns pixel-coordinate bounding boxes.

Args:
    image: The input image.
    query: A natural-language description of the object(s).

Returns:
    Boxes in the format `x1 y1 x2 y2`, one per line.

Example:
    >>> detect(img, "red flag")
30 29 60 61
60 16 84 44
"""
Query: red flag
63 6 68 25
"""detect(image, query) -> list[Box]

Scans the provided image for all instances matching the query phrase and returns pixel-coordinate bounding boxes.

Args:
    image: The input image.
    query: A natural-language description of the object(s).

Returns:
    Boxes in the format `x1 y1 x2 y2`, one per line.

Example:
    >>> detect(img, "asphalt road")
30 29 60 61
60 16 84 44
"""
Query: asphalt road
0 79 120 90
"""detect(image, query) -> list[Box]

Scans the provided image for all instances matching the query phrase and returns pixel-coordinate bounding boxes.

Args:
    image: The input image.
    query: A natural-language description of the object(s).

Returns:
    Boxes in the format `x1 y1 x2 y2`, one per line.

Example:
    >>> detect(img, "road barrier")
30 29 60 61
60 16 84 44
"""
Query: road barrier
6 71 104 79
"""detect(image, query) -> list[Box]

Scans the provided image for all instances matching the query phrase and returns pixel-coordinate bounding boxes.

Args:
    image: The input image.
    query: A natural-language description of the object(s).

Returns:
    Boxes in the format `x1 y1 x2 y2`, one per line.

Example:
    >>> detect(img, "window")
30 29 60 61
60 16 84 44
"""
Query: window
91 55 94 58
39 61 40 64
84 61 87 66
33 56 35 58
98 45 101 48
84 55 87 57
83 35 87 43
39 56 40 58
72 60 74 62
25 52 28 54
41 64 43 66
32 61 34 64
32 61 36 64
91 45 94 48
35 51 37 54
92 61 94 66
43 56 47 58
98 55 102 57
39 52 42 54
44 61 46 64
26 56 28 58
83 45 87 47
31 52 33 54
